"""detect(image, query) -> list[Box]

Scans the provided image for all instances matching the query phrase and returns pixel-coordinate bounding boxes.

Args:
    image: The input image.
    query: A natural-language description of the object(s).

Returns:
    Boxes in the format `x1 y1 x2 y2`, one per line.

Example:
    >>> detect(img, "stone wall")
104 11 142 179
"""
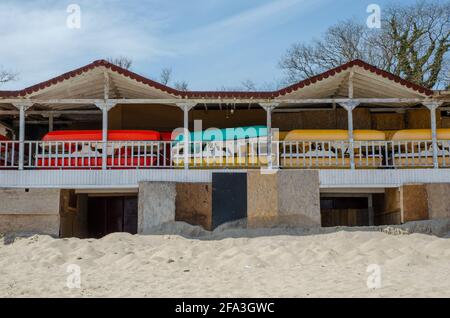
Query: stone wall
59 189 76 237
59 191 89 238
247 170 321 228
400 185 429 222
175 183 212 230
0 188 61 236
374 189 402 225
425 184 450 219
375 184 450 225
247 172 278 227
399 183 450 222
138 182 176 233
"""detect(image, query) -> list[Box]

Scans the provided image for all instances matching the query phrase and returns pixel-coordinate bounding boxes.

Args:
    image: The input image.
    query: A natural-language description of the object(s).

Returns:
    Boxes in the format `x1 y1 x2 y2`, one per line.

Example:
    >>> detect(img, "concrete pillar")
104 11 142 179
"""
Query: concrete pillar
425 183 450 219
400 184 429 223
0 188 61 236
138 182 176 233
247 170 321 227
175 183 212 230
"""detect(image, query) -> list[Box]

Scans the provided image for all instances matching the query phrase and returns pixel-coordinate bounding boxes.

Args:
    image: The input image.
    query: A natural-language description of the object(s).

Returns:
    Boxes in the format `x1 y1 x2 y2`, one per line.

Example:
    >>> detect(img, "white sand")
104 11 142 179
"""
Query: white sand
0 220 449 298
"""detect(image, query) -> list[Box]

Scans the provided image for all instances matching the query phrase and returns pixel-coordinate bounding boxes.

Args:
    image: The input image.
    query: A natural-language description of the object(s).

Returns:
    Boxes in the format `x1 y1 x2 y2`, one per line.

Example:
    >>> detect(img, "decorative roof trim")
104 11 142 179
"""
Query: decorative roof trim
0 59 433 99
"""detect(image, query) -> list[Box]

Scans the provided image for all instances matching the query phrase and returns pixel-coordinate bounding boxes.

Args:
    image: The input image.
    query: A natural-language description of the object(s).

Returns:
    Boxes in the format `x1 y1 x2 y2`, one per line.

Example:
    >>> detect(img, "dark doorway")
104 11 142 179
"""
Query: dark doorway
87 196 137 238
320 196 370 227
212 173 247 229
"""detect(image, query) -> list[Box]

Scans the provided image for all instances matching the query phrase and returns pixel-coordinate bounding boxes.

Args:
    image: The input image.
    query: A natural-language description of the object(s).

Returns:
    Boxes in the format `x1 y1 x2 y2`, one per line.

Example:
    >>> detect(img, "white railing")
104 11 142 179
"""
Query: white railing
0 141 19 168
0 139 449 170
24 140 174 169
278 140 450 168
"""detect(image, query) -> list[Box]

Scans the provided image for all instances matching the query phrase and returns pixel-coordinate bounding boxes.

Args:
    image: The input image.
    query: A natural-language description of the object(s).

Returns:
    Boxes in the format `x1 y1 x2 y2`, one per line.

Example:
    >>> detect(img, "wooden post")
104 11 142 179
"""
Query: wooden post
48 114 54 132
348 71 354 99
423 101 443 169
368 194 374 226
339 101 360 169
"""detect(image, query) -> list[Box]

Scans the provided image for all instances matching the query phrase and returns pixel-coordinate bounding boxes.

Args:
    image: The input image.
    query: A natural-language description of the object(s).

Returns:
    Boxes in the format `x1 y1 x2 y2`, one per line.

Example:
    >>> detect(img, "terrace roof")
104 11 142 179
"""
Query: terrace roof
0 59 434 102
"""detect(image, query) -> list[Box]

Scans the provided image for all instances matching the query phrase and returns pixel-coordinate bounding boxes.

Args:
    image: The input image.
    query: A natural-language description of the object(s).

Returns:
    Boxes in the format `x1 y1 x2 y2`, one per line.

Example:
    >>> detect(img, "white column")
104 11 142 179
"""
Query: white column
96 102 116 170
12 102 32 170
261 103 278 169
102 106 109 171
177 103 196 170
339 101 360 169
19 106 26 170
424 101 442 169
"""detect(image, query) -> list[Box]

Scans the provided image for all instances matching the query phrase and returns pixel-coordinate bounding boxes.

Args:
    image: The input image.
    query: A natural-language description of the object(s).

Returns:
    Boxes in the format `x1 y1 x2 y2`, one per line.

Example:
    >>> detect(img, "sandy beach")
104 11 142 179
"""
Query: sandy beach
1 220 449 298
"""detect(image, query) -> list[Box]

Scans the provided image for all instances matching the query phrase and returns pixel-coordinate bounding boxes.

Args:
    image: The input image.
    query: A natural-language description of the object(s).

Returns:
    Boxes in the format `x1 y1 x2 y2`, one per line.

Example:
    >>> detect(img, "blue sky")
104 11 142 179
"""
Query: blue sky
0 0 417 91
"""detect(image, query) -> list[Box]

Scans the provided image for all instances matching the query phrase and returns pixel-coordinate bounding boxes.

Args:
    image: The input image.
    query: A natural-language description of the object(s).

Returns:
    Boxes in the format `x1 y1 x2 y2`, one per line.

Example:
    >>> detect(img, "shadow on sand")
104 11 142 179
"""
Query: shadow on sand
141 218 450 241
2 218 449 245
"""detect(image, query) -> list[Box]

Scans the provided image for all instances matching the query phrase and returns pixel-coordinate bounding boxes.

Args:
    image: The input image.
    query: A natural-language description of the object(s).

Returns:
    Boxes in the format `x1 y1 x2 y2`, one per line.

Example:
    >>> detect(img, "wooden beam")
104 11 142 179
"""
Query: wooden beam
104 70 110 100
0 110 101 116
348 71 354 98
13 120 73 125
48 114 54 132
274 108 335 113
0 98 449 106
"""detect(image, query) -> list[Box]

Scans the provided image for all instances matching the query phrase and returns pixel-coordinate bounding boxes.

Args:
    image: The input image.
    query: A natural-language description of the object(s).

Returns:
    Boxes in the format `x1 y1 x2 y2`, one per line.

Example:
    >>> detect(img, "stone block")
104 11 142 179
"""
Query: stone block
138 182 176 233
400 184 429 222
425 184 450 219
0 214 60 236
278 170 321 226
0 188 61 215
175 183 212 230
247 170 321 228
247 171 278 227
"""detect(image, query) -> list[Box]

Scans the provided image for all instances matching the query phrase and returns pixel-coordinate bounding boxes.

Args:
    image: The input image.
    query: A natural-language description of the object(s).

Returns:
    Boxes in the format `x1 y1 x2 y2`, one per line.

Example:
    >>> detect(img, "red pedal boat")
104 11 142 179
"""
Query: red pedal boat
37 130 161 169
0 135 13 167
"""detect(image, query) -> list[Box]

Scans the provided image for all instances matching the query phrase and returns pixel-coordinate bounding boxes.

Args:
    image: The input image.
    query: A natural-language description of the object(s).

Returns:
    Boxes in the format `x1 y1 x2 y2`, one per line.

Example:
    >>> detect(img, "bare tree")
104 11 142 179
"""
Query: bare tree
216 79 284 92
279 1 450 89
174 81 189 91
107 56 133 70
240 79 257 91
0 68 18 85
159 68 172 85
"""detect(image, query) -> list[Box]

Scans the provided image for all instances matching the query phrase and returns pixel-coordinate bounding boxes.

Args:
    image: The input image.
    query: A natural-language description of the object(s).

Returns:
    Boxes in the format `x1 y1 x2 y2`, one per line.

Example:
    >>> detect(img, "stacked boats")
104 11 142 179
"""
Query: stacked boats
2 127 448 169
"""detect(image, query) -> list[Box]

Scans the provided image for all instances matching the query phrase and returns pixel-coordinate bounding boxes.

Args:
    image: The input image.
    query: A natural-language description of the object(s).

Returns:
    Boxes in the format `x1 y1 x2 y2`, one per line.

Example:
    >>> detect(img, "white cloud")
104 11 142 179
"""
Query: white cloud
0 0 324 90
164 0 316 54
0 0 171 89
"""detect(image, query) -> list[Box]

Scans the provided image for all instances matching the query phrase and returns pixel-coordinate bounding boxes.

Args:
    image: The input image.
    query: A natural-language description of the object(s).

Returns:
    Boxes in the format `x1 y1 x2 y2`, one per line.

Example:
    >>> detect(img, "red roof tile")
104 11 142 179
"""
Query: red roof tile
0 59 433 99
